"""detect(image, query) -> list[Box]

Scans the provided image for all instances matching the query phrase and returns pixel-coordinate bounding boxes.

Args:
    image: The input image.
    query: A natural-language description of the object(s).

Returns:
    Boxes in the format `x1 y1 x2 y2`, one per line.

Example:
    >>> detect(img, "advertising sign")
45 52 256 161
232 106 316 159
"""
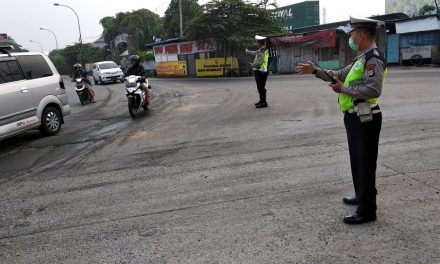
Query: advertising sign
156 61 187 76
195 57 239 77
153 39 216 56
273 1 319 30
0 33 9 44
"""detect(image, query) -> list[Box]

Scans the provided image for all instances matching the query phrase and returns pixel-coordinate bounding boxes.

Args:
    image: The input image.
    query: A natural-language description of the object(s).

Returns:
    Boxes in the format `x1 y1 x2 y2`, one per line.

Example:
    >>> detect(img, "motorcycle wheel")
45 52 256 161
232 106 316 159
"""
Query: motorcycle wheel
79 94 86 105
128 98 138 118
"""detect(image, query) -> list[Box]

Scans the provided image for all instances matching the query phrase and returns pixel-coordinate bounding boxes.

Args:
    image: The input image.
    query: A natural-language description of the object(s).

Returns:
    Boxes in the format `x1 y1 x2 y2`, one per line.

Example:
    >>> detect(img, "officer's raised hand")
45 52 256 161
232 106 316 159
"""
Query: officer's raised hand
296 61 316 74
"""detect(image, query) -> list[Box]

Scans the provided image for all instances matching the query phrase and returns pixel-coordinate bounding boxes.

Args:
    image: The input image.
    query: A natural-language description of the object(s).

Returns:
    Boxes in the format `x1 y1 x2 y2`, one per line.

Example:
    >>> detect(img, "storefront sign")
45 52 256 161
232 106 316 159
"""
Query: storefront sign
270 29 336 48
195 57 239 77
153 39 216 56
156 61 187 76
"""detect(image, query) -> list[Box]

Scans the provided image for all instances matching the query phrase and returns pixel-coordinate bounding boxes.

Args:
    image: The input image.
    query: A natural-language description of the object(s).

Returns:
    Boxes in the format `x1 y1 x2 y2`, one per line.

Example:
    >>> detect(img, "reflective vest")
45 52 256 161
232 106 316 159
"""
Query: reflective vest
339 51 388 112
253 49 269 72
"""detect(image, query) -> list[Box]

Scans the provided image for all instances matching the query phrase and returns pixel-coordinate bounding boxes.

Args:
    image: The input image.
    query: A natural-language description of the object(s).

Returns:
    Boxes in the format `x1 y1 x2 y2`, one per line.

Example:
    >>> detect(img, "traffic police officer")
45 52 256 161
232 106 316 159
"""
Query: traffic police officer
246 35 270 108
297 16 387 224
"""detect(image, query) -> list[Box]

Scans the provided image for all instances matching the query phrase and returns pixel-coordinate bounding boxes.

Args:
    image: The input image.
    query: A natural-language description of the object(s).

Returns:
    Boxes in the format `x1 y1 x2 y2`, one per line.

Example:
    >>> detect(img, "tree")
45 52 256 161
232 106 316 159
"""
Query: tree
50 44 110 74
418 4 436 16
100 9 164 50
163 0 203 38
187 0 284 75
255 0 278 10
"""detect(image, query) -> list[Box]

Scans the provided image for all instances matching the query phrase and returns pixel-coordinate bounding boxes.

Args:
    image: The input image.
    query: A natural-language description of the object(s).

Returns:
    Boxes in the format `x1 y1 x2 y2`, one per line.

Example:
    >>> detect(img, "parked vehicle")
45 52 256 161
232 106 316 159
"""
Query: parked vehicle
124 75 149 118
0 47 71 141
92 61 124 84
74 77 93 105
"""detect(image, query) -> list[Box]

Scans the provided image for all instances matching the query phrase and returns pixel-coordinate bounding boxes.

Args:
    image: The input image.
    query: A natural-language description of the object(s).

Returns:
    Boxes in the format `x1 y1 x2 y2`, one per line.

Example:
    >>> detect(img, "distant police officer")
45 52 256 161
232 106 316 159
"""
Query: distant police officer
246 35 270 108
297 16 387 224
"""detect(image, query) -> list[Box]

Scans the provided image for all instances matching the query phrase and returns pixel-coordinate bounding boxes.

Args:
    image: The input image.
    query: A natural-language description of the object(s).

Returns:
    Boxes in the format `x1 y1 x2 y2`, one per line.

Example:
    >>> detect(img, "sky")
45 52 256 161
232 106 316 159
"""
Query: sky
2 0 385 53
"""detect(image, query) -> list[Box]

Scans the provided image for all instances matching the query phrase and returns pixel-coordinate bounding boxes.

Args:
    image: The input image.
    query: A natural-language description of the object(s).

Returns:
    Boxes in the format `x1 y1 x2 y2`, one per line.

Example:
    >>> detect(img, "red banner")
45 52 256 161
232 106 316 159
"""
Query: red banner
270 29 336 48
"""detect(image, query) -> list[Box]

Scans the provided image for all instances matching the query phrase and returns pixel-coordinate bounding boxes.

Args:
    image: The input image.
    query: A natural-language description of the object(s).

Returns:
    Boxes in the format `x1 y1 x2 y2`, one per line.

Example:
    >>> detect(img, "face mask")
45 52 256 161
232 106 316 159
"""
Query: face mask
349 37 358 51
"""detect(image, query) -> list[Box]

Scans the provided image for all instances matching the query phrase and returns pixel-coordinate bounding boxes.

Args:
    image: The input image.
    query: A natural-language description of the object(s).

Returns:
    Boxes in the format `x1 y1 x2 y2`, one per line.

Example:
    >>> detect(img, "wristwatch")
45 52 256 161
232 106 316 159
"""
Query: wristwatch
312 69 317 74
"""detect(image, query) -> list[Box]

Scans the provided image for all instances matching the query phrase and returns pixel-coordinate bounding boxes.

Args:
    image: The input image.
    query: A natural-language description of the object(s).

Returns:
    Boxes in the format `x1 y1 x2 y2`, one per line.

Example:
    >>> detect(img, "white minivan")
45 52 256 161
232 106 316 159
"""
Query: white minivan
92 61 124 84
0 47 71 141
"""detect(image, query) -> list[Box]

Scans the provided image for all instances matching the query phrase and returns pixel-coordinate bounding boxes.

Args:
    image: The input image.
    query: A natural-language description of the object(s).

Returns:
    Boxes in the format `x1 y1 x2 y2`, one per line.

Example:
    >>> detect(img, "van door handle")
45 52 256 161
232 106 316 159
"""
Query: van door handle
21 87 29 93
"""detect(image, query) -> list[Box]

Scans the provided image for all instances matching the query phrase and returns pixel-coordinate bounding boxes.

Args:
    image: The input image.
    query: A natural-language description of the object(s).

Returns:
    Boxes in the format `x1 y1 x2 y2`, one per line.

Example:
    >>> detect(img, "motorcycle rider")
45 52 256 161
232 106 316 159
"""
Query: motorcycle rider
72 63 96 103
125 55 149 104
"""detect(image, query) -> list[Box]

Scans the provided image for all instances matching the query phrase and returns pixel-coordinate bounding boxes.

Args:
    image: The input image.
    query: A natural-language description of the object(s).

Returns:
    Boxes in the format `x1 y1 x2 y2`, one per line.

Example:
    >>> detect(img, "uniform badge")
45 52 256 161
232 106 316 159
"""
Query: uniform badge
366 64 375 77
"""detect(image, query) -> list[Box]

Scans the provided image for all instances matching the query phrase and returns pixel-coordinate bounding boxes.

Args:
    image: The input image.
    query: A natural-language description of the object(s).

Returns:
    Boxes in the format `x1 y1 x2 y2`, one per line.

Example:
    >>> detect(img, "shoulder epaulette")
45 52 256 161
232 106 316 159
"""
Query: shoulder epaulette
365 48 387 66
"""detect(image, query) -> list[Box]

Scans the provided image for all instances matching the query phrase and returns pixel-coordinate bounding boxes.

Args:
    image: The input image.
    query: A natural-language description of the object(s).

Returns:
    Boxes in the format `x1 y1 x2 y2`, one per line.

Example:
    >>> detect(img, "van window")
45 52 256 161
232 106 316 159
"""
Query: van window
16 55 53 80
0 60 26 84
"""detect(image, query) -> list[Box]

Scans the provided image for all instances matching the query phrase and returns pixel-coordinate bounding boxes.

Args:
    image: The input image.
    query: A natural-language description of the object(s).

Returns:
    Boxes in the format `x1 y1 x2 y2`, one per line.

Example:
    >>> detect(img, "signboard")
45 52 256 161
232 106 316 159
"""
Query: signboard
0 33 9 45
270 29 336 48
153 39 216 56
273 1 319 30
401 45 431 60
156 61 187 76
195 57 239 77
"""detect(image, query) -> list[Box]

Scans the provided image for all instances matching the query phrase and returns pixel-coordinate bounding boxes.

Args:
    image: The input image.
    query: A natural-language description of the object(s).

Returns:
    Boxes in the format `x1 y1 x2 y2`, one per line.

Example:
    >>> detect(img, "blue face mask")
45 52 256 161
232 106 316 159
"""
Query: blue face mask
349 38 358 51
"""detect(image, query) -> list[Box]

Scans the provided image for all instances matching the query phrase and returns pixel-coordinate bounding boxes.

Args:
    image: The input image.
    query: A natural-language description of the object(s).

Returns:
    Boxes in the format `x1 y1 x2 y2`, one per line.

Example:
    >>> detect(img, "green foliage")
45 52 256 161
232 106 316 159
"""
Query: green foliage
50 44 110 74
187 0 285 49
100 9 164 49
136 50 154 62
163 0 203 38
418 5 436 16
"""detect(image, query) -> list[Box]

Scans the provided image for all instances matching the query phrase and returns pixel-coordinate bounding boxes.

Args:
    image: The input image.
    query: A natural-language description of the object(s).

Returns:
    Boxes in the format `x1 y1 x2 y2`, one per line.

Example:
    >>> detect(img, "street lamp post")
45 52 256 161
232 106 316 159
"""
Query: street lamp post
40 27 59 55
53 3 83 64
29 40 44 52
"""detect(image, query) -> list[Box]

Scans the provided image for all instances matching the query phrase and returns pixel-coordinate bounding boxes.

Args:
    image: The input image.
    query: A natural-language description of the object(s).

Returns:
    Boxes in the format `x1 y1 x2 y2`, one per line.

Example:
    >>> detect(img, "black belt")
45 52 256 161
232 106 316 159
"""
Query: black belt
344 105 381 116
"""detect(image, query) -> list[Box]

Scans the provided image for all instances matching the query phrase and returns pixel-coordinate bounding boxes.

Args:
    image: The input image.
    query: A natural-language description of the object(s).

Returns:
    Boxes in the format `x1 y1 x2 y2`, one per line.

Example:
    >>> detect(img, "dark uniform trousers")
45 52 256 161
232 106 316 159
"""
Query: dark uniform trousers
344 108 382 216
254 70 269 103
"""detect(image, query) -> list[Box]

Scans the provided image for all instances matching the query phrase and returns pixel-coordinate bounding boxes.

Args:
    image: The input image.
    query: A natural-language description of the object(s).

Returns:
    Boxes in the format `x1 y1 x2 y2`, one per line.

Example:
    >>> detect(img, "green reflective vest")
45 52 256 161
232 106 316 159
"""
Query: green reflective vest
253 49 269 72
339 54 388 112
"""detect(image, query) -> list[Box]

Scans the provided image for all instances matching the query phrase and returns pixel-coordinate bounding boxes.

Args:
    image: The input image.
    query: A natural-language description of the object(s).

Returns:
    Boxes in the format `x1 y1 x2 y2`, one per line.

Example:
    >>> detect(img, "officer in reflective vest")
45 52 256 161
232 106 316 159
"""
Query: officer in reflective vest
246 35 270 108
297 16 387 224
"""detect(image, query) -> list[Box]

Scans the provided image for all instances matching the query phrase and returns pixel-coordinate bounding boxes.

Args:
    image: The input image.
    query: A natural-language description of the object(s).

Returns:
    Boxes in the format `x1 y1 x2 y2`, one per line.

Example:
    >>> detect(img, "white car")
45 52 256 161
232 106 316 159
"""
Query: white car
92 61 124 84
0 47 71 141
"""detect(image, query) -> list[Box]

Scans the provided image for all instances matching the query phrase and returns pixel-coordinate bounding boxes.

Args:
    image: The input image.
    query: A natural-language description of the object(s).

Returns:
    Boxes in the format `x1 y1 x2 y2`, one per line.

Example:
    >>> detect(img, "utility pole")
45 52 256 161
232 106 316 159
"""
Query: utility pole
179 0 183 38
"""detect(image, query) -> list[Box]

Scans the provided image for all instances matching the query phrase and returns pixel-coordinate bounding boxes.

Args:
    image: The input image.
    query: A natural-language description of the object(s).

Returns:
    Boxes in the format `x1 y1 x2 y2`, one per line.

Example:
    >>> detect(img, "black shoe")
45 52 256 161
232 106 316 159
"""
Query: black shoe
343 196 359 205
255 101 262 106
256 102 268 108
343 212 376 225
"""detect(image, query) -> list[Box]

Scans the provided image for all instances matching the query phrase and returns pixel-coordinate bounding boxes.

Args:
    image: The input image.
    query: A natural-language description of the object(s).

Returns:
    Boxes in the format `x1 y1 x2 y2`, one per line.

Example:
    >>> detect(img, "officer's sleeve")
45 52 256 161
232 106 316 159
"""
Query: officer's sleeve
246 50 257 56
341 57 385 99
315 64 352 82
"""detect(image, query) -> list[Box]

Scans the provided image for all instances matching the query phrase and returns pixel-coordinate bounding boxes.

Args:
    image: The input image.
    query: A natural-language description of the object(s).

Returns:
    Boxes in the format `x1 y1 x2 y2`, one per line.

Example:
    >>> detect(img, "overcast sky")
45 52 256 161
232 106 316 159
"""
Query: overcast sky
2 0 384 52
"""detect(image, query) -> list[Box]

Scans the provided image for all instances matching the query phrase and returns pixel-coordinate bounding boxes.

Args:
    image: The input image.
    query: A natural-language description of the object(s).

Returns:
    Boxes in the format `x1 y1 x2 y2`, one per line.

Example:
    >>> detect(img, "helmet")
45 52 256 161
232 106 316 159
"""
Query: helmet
129 55 140 64
73 63 82 70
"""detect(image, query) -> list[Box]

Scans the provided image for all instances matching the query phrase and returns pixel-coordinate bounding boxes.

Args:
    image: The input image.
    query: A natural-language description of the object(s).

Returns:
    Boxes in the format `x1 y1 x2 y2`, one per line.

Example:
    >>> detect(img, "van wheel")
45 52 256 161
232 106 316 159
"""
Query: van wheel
99 77 104 85
40 107 62 136
93 77 98 85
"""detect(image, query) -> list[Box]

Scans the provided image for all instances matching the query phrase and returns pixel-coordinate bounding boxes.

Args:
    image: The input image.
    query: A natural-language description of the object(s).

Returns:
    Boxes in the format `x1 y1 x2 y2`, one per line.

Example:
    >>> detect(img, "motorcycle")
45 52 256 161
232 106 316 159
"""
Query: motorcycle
124 75 151 118
74 77 93 105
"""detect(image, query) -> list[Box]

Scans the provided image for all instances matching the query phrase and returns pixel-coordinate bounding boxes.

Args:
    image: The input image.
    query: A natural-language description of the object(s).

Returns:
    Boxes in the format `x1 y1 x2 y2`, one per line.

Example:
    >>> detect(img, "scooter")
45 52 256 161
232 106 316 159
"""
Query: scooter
74 77 93 105
125 75 151 118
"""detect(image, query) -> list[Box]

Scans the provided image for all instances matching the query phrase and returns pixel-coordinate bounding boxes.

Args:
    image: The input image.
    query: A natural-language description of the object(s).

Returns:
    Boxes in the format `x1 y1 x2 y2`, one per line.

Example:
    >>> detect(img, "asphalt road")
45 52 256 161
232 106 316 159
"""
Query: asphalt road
0 68 439 263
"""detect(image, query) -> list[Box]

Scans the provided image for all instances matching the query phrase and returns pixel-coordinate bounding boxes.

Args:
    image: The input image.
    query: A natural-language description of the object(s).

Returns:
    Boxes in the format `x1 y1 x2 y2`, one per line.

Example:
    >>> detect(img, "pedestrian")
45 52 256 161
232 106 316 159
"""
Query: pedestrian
246 35 269 108
296 16 387 224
